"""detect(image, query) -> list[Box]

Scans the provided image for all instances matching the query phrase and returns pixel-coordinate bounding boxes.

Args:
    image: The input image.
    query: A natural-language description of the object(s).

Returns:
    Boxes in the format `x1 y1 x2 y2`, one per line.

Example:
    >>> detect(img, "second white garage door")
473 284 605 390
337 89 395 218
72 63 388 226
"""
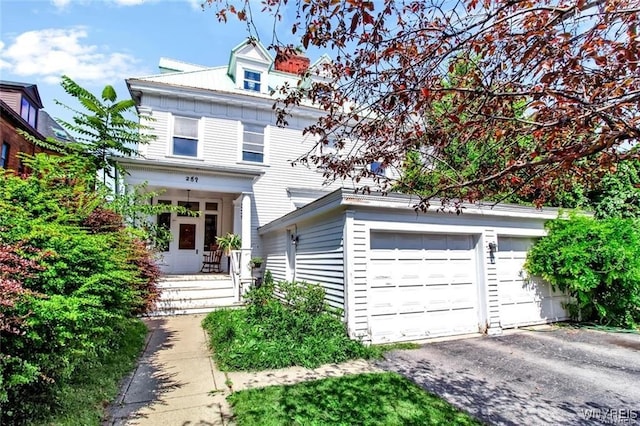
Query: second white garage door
368 232 480 343
497 236 570 328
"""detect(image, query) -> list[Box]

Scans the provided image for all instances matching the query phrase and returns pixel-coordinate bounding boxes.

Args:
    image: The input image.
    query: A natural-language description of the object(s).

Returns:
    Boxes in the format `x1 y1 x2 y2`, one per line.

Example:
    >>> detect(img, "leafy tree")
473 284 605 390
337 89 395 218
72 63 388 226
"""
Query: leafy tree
55 75 153 185
589 160 640 218
205 0 639 208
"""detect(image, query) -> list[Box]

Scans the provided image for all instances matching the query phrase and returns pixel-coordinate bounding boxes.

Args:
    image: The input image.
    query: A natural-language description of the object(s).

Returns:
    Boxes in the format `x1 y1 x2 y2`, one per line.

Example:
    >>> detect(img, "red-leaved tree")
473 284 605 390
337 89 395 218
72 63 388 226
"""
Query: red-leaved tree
205 0 639 208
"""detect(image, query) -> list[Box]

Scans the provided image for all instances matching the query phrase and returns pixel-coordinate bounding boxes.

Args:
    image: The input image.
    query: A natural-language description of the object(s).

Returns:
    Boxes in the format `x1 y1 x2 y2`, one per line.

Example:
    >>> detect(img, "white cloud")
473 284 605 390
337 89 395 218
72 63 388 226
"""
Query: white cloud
51 0 72 8
0 27 145 85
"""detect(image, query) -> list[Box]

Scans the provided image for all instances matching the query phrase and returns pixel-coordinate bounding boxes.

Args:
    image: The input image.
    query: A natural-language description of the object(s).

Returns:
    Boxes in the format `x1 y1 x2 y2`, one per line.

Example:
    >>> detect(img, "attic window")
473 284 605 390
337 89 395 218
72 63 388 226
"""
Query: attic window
243 70 261 92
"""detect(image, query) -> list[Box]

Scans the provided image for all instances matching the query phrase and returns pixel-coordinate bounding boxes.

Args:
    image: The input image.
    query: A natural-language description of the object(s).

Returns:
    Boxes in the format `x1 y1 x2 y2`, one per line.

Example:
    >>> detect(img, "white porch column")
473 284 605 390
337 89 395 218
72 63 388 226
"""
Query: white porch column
234 192 253 285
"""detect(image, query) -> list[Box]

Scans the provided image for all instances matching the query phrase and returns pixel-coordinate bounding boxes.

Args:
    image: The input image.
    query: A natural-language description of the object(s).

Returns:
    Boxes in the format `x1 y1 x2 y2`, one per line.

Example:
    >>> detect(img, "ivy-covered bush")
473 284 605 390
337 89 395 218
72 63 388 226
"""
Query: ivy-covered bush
525 215 640 328
0 154 160 424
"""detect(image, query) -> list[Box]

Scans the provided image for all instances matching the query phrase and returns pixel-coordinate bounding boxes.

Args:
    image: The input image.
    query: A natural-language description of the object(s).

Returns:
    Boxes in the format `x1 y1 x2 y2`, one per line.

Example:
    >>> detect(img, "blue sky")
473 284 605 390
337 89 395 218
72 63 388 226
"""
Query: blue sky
0 0 308 125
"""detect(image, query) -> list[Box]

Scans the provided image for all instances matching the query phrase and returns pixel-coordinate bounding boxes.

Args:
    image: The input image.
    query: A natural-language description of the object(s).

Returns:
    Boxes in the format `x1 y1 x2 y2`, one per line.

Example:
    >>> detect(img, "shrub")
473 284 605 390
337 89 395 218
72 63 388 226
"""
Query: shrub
0 153 160 424
203 276 375 371
525 215 640 328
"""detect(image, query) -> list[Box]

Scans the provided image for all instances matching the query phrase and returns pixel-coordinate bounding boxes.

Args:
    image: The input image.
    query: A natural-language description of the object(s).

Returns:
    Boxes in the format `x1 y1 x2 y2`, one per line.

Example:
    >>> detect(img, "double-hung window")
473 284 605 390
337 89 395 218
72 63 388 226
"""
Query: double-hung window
243 70 261 92
242 123 265 163
20 97 37 128
173 116 199 157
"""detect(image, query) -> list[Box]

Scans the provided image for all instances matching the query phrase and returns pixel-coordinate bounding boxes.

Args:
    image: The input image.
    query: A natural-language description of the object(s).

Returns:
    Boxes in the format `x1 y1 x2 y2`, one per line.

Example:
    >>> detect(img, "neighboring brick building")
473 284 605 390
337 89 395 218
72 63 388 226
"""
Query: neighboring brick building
0 81 70 173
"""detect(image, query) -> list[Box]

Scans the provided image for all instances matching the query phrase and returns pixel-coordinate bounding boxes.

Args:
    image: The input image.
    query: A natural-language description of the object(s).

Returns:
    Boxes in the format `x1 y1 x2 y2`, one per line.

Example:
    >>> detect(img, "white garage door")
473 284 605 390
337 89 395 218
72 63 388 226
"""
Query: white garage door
368 232 479 343
497 236 570 328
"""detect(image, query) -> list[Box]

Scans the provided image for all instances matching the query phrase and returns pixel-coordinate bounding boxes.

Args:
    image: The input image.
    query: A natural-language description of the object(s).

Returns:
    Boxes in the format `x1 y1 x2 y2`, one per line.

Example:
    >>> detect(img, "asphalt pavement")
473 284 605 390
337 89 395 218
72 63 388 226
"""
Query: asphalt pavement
378 326 640 425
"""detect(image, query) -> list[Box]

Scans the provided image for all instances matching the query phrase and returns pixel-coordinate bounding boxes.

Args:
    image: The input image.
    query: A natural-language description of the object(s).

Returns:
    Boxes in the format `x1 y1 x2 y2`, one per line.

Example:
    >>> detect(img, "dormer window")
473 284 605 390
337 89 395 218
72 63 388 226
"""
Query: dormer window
20 97 37 128
243 70 261 92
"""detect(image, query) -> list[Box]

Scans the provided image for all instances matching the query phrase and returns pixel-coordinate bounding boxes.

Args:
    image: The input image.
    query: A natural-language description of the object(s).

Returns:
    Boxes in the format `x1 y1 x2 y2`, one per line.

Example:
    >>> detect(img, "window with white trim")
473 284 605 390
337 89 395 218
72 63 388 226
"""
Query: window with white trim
243 70 261 92
242 123 265 163
172 116 199 157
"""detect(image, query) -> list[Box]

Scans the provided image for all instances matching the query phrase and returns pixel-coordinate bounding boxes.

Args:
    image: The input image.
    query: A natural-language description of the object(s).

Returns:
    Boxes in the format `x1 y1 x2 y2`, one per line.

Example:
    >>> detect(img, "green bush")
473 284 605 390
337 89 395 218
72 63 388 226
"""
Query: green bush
203 277 375 371
525 215 640 328
0 154 159 424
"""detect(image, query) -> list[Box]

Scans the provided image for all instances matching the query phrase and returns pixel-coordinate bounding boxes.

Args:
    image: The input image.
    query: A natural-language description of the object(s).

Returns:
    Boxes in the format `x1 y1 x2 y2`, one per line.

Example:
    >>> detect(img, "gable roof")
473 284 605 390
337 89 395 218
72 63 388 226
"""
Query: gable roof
227 38 273 81
37 110 74 143
0 80 43 109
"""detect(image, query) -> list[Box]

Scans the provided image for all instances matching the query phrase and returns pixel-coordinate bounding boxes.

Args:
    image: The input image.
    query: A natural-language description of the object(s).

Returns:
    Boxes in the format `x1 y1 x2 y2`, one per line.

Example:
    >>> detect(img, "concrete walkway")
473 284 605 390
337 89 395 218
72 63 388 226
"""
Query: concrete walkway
105 314 381 425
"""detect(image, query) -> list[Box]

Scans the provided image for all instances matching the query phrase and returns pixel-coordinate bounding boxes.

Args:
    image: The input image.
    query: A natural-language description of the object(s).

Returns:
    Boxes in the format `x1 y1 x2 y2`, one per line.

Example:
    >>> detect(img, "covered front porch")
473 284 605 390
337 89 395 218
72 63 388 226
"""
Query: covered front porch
117 158 262 288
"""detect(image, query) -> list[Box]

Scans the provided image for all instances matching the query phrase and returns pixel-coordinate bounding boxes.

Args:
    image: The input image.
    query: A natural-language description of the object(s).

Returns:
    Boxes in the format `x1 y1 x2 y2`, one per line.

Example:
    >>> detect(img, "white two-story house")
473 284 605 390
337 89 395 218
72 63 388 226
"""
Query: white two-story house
121 38 339 275
122 38 571 343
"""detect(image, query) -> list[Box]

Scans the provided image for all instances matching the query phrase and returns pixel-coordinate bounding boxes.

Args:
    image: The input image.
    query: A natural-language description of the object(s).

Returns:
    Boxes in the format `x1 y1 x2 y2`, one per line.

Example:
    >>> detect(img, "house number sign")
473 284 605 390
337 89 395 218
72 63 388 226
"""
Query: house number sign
185 176 199 182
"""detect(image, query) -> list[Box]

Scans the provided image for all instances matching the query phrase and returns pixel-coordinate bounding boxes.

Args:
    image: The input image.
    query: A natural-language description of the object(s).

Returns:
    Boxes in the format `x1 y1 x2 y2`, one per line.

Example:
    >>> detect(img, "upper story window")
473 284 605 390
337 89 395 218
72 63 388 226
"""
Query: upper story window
369 161 386 176
20 97 37 128
242 123 265 163
1 142 9 169
173 116 199 157
243 70 261 92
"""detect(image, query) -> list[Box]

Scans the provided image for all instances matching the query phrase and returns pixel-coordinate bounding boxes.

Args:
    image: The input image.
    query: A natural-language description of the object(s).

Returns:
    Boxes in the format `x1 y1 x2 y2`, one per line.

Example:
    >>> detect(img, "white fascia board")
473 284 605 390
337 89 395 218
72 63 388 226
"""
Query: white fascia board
339 191 566 220
259 188 582 235
115 156 264 178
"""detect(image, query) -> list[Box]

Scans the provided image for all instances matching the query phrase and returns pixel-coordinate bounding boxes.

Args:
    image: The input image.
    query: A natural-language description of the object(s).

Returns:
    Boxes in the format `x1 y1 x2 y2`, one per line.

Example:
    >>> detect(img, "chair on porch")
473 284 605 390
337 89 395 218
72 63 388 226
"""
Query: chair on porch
201 244 223 273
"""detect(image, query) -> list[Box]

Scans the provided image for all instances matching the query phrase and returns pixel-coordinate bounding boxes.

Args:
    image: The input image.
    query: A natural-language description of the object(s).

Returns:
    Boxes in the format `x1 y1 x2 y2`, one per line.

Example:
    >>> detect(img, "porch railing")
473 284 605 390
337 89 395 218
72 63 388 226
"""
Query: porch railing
229 249 253 302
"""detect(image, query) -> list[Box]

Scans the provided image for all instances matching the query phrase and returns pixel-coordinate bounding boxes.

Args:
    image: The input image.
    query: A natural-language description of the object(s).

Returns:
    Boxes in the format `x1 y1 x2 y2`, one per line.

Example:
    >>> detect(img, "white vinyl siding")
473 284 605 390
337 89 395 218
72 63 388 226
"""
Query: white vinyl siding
293 215 345 310
262 232 288 283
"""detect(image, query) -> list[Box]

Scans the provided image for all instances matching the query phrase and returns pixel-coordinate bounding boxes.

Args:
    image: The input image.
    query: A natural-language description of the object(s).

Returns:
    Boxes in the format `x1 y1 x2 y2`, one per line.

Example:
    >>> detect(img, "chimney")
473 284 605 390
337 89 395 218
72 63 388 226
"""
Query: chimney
274 47 310 75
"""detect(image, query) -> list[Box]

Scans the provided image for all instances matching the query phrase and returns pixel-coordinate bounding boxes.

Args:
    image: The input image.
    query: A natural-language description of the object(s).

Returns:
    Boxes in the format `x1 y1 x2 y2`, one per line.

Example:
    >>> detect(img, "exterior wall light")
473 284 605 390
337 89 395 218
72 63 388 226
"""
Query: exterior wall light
488 242 498 264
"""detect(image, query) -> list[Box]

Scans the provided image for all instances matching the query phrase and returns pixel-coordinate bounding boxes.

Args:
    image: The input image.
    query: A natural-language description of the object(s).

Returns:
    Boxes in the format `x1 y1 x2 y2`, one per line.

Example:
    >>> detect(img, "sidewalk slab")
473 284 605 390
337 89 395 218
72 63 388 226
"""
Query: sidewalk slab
227 359 383 392
105 314 233 426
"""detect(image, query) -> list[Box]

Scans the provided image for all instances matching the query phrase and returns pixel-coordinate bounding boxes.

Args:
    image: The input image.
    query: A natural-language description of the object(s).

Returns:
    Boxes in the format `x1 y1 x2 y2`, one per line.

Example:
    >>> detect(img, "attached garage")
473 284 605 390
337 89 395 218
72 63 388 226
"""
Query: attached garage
497 236 570 328
368 232 480 343
259 189 571 344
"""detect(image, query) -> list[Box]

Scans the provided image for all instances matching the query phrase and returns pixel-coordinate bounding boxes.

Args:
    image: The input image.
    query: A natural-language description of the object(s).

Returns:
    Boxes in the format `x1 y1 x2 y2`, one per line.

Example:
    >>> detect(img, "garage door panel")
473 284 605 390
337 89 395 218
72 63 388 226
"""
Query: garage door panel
422 234 448 250
369 232 479 343
369 261 394 287
498 236 569 328
447 235 473 250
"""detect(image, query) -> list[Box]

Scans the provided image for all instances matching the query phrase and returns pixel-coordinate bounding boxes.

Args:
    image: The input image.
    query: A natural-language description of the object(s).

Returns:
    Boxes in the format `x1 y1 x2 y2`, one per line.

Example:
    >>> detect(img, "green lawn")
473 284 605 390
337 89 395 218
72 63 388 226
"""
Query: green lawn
228 372 482 426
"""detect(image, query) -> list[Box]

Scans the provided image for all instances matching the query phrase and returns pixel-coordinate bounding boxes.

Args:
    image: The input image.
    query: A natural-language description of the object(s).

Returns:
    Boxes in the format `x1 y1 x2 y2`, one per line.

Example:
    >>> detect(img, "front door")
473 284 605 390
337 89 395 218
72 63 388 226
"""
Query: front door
172 216 203 273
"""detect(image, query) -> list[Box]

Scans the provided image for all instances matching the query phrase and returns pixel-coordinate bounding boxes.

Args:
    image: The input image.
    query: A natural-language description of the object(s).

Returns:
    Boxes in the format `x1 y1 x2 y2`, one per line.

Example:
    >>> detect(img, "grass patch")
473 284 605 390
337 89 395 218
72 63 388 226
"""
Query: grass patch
375 342 422 352
228 372 482 425
28 318 148 426
202 307 377 371
203 275 381 371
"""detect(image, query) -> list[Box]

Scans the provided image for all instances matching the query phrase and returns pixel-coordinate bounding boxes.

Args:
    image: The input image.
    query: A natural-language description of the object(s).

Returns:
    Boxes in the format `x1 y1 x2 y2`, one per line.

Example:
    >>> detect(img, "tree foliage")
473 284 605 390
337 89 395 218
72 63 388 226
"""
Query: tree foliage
525 215 640 328
205 0 639 208
55 75 153 185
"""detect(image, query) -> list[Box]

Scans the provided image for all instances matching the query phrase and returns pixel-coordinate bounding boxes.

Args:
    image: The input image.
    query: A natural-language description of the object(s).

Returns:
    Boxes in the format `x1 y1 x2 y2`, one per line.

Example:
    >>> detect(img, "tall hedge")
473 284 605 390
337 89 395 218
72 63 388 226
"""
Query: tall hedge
0 155 159 423
525 215 640 328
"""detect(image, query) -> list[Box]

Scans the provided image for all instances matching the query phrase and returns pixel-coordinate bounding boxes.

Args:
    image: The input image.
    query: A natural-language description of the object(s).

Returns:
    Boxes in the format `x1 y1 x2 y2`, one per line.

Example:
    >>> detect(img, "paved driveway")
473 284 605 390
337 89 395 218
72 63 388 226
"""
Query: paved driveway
378 327 640 425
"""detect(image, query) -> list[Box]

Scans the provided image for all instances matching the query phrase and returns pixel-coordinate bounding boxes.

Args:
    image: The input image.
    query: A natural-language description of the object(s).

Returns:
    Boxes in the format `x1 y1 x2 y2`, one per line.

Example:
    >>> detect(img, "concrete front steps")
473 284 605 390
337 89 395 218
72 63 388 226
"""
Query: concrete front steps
150 274 243 316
